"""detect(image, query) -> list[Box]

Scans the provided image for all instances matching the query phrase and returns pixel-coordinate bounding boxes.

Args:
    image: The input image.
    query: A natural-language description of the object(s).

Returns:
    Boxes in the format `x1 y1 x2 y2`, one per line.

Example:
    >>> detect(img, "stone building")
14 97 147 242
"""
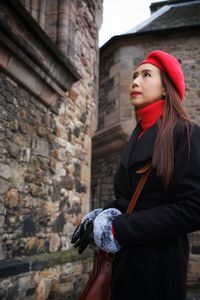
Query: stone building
92 0 200 296
0 0 102 299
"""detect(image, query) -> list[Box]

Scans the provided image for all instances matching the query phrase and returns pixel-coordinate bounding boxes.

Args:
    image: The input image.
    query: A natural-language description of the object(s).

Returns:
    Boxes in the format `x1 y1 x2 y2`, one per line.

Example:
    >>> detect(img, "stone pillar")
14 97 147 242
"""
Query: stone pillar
57 0 74 59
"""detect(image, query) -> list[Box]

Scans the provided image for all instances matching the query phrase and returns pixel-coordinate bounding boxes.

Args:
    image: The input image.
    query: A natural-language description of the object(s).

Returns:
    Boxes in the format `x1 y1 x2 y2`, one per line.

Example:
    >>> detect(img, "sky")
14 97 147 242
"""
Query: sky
99 0 165 46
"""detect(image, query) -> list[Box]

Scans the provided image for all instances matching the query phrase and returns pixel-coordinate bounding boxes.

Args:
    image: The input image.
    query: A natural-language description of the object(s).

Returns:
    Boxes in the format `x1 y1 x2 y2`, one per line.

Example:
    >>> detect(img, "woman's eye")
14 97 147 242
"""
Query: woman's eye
133 74 137 79
144 72 151 77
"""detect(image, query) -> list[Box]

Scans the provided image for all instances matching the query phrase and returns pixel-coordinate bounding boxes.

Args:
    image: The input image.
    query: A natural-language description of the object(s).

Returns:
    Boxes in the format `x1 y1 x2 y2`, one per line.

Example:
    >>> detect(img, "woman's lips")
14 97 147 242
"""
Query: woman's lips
130 92 142 97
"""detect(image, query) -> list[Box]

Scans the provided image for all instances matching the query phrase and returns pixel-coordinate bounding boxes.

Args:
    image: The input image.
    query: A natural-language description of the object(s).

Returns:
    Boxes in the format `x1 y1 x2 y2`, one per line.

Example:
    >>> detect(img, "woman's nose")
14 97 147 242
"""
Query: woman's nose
131 79 138 88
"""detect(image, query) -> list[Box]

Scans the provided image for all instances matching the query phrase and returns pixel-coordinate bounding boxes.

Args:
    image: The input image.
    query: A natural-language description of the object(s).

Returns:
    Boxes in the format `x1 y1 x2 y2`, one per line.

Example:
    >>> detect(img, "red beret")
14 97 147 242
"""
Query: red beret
139 50 185 101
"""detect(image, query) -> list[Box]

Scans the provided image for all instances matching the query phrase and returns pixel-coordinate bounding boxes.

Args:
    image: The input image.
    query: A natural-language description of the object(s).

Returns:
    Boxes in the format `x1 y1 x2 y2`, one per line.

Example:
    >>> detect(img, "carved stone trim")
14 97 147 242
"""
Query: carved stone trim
0 0 80 111
92 121 134 159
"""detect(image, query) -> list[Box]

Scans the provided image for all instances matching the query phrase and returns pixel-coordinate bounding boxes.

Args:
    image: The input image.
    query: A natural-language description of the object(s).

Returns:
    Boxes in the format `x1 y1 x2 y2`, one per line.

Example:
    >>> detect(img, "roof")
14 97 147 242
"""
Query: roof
101 0 200 50
128 0 200 33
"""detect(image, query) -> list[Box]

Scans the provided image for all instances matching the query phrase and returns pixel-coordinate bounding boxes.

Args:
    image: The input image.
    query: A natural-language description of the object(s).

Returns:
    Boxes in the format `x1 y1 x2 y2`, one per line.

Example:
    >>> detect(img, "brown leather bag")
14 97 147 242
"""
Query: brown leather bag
78 162 152 300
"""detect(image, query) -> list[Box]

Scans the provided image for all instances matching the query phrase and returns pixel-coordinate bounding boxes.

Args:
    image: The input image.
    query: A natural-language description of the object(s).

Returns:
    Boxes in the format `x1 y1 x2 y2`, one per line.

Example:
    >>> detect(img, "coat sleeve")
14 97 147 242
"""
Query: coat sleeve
103 197 128 212
113 123 200 246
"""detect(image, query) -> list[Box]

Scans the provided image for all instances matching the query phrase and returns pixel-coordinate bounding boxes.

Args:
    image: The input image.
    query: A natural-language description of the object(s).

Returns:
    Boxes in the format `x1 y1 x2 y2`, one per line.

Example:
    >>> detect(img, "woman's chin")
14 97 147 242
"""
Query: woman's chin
130 100 143 109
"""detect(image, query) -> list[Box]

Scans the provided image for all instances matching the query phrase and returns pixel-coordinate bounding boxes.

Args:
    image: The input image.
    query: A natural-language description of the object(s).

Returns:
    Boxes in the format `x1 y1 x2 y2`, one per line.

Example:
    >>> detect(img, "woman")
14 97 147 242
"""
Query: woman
71 50 200 300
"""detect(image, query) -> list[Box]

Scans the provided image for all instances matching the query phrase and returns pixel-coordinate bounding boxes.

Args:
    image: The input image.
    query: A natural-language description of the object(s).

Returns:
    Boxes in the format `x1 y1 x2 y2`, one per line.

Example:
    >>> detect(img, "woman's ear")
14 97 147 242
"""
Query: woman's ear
162 90 167 98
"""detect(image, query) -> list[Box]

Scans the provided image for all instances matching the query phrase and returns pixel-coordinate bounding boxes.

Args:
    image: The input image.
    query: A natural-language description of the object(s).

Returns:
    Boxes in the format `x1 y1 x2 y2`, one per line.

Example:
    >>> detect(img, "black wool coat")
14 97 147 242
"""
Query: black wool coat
108 121 200 300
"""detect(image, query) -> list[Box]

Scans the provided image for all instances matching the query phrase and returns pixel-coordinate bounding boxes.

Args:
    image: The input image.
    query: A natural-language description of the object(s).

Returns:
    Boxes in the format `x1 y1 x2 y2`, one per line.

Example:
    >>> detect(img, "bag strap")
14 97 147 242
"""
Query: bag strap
126 161 152 214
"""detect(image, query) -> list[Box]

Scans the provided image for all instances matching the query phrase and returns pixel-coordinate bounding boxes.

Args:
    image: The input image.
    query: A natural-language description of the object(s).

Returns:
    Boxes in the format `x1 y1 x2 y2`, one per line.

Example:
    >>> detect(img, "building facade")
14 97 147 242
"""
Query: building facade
0 0 103 299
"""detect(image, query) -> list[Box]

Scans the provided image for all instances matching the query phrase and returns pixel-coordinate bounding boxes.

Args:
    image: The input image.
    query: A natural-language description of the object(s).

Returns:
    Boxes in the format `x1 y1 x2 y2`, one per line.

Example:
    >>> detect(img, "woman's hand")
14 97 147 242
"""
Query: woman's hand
71 208 103 252
72 223 94 254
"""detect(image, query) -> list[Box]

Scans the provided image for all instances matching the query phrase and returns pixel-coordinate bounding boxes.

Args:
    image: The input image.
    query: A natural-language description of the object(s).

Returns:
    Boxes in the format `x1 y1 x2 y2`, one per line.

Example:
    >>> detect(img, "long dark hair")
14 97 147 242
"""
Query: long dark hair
153 72 191 189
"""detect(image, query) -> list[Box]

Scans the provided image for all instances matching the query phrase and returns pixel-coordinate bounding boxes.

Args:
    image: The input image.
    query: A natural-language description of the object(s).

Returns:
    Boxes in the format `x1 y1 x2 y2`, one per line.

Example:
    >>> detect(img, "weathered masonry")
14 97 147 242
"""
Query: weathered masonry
0 0 103 299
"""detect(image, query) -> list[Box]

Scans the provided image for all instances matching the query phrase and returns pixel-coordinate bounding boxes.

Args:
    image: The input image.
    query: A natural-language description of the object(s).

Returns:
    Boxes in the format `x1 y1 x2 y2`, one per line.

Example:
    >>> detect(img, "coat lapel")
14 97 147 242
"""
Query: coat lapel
121 123 157 168
120 123 141 168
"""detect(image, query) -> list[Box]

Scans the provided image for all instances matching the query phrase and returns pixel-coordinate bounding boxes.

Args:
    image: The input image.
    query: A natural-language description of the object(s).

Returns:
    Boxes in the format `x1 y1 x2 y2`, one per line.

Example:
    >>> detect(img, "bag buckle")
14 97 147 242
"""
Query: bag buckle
136 161 152 174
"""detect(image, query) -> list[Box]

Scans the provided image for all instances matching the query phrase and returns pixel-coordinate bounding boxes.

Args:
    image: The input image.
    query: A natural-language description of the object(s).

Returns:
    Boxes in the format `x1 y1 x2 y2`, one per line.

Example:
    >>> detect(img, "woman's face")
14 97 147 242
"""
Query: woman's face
129 63 166 109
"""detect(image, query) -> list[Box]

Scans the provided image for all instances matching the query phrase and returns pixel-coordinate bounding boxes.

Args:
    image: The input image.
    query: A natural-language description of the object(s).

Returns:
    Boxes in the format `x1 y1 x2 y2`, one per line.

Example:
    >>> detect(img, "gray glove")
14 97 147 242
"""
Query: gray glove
93 208 122 253
82 208 103 230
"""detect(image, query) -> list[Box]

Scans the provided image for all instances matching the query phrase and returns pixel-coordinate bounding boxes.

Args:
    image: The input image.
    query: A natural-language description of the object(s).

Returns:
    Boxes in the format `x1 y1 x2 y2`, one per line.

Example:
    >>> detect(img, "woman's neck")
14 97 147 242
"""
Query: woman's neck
136 99 165 131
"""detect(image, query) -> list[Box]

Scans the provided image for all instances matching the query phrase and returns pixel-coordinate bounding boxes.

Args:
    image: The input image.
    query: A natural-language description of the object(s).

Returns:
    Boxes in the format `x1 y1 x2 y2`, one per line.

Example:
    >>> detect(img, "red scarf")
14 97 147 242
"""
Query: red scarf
136 99 165 139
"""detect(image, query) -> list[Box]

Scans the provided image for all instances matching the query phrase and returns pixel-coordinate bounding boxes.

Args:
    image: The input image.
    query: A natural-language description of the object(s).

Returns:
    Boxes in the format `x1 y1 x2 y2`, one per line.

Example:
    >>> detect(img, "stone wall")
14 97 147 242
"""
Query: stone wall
0 0 103 298
93 26 200 289
0 248 94 300
91 151 121 209
0 72 84 258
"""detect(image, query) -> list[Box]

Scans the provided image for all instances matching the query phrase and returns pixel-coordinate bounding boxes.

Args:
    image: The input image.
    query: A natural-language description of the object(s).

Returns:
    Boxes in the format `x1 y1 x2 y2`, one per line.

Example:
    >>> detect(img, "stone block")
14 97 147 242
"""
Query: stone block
5 189 20 208
0 260 29 278
32 261 48 271
113 75 120 86
55 162 67 180
40 84 58 107
23 215 37 237
49 233 60 252
119 84 130 105
107 87 119 103
0 216 4 228
0 164 11 180
119 107 132 121
53 212 65 233
81 164 90 184
10 161 25 188
0 45 10 69
14 135 28 147
7 143 21 159
68 88 78 101
84 134 91 155
104 111 118 127
7 57 43 97
120 59 133 71
120 45 143 59
32 138 49 157
120 71 133 85
109 63 120 78
60 235 70 251
36 279 47 300
81 188 90 216
188 254 200 285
